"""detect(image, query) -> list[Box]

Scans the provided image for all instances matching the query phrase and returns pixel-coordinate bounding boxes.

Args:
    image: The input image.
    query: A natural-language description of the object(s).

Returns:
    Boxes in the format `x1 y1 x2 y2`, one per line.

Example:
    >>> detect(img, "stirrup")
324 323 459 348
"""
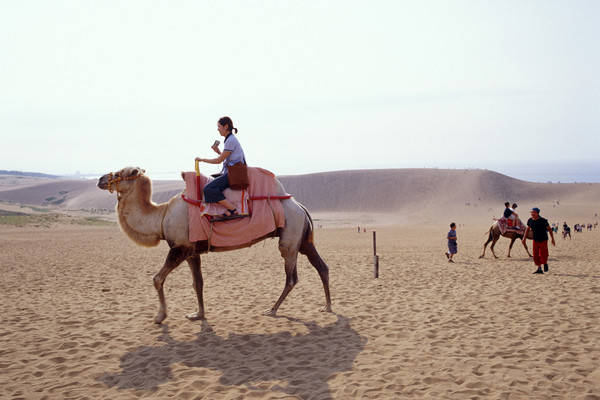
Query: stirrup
211 209 246 222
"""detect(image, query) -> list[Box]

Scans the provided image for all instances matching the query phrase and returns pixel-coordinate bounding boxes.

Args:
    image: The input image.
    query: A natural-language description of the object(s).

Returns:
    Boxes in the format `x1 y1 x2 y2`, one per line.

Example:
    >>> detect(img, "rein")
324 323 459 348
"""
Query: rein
106 171 142 194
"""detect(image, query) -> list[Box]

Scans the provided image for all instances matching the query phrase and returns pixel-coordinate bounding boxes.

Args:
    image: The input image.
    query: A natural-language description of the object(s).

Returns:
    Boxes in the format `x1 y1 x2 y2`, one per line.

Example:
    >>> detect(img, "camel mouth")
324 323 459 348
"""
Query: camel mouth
97 175 109 190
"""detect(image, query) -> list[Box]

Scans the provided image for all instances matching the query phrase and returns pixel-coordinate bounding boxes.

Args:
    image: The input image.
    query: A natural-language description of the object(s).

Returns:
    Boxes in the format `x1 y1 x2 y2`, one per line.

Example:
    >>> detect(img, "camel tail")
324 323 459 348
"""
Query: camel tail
484 226 494 241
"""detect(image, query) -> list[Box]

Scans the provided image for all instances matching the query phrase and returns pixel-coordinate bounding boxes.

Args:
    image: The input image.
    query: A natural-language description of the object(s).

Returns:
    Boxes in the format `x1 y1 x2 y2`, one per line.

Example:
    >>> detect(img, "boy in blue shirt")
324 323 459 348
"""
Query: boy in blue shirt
446 223 458 263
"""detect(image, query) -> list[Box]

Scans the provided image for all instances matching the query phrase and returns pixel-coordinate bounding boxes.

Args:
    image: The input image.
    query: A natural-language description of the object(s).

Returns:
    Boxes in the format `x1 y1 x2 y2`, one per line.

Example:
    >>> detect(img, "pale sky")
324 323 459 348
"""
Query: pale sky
1 1 599 180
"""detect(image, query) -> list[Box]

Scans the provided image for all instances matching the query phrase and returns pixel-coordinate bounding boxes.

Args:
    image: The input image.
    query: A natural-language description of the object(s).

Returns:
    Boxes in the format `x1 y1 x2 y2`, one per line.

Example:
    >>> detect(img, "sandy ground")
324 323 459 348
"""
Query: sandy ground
1 221 599 399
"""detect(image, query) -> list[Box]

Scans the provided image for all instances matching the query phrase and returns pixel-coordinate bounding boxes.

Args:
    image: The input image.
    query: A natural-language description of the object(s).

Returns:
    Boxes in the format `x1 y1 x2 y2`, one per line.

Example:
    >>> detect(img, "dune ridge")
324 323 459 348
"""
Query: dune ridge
0 169 598 215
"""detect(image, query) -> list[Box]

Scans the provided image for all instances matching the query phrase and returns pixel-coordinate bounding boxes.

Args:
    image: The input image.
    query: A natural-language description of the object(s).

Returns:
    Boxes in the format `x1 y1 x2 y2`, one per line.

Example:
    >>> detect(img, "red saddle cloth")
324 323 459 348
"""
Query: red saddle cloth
182 167 287 247
497 217 525 235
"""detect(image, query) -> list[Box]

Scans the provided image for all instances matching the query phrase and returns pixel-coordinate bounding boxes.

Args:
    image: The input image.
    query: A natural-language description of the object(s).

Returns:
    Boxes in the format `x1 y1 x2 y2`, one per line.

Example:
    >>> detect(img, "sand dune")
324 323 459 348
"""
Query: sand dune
0 174 55 192
279 169 600 213
0 169 598 218
0 175 184 211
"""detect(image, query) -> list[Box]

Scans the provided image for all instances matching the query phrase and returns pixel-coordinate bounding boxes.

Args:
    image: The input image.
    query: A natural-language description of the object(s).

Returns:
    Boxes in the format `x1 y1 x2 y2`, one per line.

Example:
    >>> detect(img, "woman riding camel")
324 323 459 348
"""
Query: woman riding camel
195 116 246 219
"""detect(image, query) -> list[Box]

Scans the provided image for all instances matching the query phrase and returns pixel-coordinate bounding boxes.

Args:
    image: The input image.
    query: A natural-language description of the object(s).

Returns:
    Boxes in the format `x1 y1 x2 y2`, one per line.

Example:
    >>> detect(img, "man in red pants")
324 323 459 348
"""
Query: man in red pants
522 207 555 274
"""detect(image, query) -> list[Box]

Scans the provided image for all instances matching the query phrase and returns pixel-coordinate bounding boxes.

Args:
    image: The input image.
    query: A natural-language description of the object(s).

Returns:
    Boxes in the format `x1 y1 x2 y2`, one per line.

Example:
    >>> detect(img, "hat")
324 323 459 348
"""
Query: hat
531 207 540 213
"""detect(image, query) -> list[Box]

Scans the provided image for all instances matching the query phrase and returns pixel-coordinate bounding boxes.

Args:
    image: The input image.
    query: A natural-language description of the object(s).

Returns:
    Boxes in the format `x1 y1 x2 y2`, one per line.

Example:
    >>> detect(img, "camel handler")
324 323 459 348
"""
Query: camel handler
522 207 555 274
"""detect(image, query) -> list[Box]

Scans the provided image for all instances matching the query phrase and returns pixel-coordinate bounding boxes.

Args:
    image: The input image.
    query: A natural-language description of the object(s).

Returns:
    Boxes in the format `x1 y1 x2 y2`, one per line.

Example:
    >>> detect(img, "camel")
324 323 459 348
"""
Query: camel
479 221 533 259
97 166 331 324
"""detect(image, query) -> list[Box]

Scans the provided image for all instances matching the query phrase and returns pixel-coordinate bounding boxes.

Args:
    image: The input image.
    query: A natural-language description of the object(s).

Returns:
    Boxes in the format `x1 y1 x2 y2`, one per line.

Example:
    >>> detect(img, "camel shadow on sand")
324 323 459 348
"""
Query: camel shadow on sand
98 314 366 399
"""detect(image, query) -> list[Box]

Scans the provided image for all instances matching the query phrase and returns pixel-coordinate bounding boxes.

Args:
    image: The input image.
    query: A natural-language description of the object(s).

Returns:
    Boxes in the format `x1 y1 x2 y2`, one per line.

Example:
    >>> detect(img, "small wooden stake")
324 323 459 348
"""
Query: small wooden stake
373 231 379 278
373 231 377 256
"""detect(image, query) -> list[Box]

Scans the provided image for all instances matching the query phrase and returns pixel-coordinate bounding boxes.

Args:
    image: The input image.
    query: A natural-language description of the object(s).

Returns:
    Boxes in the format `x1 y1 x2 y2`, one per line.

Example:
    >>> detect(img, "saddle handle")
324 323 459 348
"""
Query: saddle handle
194 159 202 200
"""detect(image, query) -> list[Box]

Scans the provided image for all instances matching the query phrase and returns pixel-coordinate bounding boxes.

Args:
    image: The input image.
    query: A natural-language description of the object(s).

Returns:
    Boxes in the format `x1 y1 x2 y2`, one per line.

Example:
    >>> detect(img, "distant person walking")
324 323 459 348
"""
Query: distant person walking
562 222 571 239
445 223 458 263
522 207 555 274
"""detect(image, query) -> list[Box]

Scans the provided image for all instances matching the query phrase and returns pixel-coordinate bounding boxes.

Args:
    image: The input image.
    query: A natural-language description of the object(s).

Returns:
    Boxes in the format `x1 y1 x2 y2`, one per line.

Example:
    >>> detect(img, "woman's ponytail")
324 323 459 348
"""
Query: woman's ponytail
218 116 238 134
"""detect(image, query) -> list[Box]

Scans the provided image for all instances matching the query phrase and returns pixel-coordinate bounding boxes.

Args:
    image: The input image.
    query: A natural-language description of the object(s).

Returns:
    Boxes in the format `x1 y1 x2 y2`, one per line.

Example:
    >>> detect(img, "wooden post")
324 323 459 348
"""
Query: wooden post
373 231 379 278
372 231 376 255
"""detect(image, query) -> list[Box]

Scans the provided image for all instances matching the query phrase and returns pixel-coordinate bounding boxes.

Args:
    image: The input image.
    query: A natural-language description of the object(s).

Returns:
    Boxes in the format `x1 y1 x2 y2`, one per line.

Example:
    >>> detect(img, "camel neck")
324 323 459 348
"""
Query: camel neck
117 177 165 246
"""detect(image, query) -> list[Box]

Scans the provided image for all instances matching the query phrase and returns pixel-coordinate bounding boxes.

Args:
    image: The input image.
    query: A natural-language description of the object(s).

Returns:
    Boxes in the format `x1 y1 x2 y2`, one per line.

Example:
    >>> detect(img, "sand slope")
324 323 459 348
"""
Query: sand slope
0 169 598 217
0 175 184 211
279 169 600 213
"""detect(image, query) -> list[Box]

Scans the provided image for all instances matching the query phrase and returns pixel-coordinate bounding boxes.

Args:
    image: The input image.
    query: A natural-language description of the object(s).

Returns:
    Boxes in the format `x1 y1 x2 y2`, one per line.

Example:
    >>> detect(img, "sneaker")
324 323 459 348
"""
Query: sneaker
448 259 455 263
533 268 543 274
544 264 548 272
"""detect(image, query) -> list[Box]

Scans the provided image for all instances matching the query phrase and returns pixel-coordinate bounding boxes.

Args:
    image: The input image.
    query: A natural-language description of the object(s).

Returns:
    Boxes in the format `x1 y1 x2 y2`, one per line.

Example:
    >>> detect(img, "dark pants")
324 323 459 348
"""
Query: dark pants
203 174 229 203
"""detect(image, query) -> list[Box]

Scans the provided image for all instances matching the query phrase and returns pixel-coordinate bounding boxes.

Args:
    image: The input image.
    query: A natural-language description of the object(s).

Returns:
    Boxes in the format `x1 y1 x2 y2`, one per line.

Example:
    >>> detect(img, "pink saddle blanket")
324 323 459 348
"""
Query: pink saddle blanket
182 167 287 247
497 217 525 235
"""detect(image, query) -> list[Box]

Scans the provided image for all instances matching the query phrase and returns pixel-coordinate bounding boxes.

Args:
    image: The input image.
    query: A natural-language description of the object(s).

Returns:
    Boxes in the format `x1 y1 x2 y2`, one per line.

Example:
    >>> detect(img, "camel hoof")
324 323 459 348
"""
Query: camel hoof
154 311 167 324
185 312 205 321
263 309 277 317
320 305 333 313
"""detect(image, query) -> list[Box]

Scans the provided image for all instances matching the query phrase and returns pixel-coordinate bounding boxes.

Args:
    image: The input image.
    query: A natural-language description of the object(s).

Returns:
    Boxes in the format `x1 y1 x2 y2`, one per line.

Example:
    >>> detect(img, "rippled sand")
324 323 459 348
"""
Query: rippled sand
1 223 599 399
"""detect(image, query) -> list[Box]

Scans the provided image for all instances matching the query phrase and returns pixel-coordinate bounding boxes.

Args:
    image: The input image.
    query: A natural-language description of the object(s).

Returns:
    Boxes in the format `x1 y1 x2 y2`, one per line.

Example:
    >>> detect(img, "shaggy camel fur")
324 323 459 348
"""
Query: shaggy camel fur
480 221 533 259
97 167 332 324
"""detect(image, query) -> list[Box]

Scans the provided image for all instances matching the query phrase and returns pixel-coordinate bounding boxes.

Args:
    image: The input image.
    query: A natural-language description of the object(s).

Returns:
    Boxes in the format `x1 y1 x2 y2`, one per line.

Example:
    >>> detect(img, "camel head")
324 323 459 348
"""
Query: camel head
97 167 146 194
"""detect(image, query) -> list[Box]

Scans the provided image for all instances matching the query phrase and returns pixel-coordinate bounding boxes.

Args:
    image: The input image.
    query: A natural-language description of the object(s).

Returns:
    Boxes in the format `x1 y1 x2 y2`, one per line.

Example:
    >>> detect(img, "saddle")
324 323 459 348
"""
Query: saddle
497 217 525 235
179 167 290 247
181 173 249 219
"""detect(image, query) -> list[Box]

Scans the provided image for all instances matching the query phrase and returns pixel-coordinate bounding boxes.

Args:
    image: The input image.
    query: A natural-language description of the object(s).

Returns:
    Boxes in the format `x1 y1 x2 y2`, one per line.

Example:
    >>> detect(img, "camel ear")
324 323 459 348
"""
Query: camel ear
141 169 145 174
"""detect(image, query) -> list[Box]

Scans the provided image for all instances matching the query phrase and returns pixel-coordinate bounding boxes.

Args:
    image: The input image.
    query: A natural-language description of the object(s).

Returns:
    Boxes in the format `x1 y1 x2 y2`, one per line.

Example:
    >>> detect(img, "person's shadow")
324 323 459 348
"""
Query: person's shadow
98 314 366 399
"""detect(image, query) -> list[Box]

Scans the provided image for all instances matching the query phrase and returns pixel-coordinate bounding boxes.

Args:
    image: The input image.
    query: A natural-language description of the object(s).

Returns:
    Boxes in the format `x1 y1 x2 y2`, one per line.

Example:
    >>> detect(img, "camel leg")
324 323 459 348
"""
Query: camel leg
490 238 499 259
265 248 299 316
480 238 491 258
300 239 332 312
507 237 516 258
186 255 205 321
153 246 191 324
479 228 494 259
